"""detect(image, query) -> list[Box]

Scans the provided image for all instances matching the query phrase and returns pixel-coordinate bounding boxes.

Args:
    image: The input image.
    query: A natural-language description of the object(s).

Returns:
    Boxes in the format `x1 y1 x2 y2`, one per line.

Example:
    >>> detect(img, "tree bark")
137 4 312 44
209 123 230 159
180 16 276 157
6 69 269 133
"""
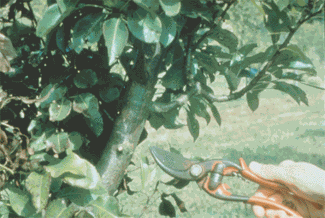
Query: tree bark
96 43 163 195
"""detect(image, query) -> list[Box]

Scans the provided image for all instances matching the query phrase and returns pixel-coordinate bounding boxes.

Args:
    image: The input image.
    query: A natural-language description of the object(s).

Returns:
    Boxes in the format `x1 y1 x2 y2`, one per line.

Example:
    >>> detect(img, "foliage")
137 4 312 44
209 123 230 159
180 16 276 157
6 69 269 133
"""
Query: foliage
0 0 323 216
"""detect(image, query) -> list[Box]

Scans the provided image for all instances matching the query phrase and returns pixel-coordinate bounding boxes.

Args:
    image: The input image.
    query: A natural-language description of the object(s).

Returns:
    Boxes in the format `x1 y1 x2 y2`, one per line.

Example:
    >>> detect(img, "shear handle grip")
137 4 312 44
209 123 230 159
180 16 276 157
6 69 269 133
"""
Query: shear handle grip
247 196 302 217
239 158 323 210
239 158 289 192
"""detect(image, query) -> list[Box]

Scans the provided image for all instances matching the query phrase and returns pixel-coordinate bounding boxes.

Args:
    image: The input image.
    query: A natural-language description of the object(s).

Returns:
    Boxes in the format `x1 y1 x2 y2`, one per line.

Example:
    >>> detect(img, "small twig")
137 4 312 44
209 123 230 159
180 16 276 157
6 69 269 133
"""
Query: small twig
25 1 38 27
125 161 156 173
0 84 56 109
0 163 14 175
0 143 14 166
148 83 200 113
299 8 323 24
137 181 161 218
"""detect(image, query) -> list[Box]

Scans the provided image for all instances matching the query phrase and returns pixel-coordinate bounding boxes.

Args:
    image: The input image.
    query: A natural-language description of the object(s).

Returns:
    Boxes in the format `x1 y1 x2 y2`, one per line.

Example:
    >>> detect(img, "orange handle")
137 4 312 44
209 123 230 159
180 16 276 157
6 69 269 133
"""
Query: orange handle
239 158 290 192
247 196 302 217
239 158 323 212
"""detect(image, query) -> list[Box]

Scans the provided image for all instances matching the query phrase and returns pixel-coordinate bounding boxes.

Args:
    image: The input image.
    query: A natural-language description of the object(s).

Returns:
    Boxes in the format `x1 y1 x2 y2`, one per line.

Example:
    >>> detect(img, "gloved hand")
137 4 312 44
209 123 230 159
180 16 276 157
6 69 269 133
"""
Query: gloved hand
249 160 325 218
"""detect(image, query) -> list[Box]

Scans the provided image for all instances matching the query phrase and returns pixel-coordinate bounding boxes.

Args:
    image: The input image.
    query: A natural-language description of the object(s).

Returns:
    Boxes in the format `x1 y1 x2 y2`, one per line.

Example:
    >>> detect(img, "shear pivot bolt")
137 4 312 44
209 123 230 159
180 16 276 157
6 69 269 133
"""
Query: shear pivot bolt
190 164 203 177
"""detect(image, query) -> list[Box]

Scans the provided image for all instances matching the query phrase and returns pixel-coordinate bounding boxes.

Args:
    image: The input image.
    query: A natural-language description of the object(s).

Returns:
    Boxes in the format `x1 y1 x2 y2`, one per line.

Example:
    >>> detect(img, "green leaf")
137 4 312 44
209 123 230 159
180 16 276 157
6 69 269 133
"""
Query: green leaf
159 0 181 17
208 27 238 53
6 186 36 216
69 131 84 151
195 51 221 75
36 84 68 109
57 0 80 13
272 81 307 105
299 75 325 90
149 109 184 130
139 156 157 190
36 4 61 37
149 92 184 129
191 58 199 78
197 7 214 22
273 45 316 74
238 43 258 56
103 18 129 66
187 109 199 141
268 0 291 27
251 74 272 93
25 172 51 212
50 177 63 193
159 14 177 47
271 33 280 44
46 132 70 153
169 147 181 155
296 0 307 6
133 0 160 12
264 45 278 60
45 151 101 189
103 0 127 8
89 195 123 217
140 156 149 189
250 0 265 16
180 0 203 18
246 92 259 112
209 103 221 126
56 22 69 53
290 84 308 106
127 8 162 43
203 45 232 59
29 120 57 145
262 1 289 33
99 87 120 103
72 93 99 116
27 119 39 133
70 13 105 54
0 201 10 218
189 96 210 125
29 133 47 152
194 69 207 85
162 59 185 90
244 52 268 65
148 113 164 130
87 110 104 137
45 198 75 218
73 69 98 89
49 98 72 121
30 153 60 165
163 108 185 129
224 68 240 91
159 199 176 217
75 210 95 218
271 68 283 78
56 186 97 206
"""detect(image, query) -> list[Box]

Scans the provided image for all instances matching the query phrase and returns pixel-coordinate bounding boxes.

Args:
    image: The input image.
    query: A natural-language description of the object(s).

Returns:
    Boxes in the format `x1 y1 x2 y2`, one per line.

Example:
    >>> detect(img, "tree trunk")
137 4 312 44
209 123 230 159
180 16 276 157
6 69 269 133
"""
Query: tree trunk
96 43 163 195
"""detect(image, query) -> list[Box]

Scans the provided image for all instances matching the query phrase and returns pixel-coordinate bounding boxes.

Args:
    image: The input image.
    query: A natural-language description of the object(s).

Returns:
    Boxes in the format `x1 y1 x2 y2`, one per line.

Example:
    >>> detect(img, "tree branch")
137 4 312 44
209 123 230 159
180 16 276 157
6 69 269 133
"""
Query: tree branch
148 83 200 113
96 44 167 195
200 6 323 103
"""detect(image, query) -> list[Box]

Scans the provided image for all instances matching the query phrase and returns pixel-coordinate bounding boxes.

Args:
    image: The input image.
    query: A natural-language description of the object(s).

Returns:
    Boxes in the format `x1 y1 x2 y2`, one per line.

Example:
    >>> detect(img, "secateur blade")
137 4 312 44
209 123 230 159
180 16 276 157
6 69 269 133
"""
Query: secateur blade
150 146 200 181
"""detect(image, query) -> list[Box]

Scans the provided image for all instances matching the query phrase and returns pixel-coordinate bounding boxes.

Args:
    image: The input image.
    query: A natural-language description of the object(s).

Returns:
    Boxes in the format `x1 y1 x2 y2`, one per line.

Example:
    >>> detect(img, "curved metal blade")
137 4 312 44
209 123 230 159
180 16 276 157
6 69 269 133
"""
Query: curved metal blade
150 146 199 180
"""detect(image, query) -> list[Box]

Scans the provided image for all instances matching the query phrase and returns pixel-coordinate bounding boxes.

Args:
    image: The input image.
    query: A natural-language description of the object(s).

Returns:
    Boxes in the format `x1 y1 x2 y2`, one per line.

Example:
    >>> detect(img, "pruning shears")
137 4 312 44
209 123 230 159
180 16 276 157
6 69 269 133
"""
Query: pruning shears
149 146 302 217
